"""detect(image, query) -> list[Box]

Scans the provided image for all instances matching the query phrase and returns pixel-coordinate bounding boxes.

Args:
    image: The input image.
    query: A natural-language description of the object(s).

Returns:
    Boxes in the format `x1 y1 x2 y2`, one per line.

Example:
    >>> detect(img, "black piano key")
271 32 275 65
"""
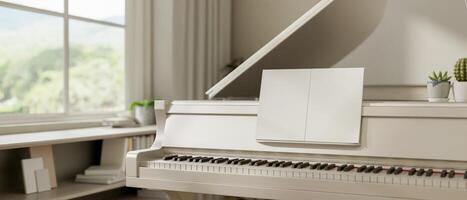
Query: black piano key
318 163 328 170
344 165 355 172
416 168 425 176
357 165 367 173
210 158 221 163
267 161 279 167
292 162 303 169
364 166 375 173
310 163 321 170
163 155 178 160
216 158 228 164
274 161 285 167
227 158 239 164
448 170 456 178
178 156 192 161
280 161 293 168
239 159 252 165
280 161 292 168
337 164 347 171
408 168 416 176
189 156 202 162
373 166 383 174
464 171 467 179
325 164 336 171
200 157 214 163
250 160 260 166
441 170 448 178
386 167 396 174
234 159 245 165
394 167 403 175
426 169 433 177
255 160 268 166
298 162 310 169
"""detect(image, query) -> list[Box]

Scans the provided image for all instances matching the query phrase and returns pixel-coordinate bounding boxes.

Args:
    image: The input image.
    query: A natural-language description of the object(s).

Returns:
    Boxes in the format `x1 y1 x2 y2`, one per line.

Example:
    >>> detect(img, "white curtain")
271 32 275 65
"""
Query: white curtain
125 0 156 104
125 1 232 198
126 0 231 103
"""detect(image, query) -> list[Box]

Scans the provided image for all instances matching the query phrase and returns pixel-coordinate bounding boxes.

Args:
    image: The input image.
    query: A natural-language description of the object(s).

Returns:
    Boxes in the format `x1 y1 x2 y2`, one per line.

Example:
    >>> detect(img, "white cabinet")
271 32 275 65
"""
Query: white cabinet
256 68 364 145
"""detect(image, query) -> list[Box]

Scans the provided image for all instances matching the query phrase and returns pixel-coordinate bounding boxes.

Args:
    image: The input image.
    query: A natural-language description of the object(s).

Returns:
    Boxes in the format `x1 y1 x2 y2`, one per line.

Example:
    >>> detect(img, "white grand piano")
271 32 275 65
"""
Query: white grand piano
126 0 467 199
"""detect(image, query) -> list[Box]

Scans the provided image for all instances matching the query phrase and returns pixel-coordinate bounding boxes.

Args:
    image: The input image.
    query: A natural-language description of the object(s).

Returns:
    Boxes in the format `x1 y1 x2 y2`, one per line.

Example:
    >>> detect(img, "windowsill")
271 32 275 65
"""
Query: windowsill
0 125 157 150
0 119 105 135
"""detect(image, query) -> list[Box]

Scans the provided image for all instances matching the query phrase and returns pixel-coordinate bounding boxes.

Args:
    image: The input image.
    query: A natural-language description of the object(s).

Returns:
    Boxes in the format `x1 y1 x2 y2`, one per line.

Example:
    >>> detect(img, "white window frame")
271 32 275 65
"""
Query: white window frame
0 0 126 126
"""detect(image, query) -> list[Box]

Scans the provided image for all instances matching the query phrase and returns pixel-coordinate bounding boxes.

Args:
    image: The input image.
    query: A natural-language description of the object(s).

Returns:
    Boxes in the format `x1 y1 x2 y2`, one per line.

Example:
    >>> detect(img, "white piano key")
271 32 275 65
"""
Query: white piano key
449 180 457 189
377 175 385 184
441 179 449 188
369 175 377 183
400 176 409 185
433 178 441 188
281 170 287 177
355 174 363 182
384 176 393 184
203 165 209 172
458 180 466 189
334 173 341 181
300 171 307 178
341 174 348 182
362 175 370 183
415 177 424 187
424 178 433 187
293 171 300 178
408 177 416 186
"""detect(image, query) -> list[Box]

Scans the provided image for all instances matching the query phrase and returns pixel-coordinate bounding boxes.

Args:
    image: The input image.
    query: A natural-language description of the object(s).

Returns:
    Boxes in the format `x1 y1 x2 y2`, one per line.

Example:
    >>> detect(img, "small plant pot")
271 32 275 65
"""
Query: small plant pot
134 106 156 126
426 81 450 102
453 81 467 102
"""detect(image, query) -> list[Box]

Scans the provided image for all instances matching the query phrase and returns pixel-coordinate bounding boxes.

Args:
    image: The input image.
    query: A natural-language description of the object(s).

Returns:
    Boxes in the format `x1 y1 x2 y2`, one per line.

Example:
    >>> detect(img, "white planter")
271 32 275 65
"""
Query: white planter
134 106 155 126
453 81 467 102
426 81 450 102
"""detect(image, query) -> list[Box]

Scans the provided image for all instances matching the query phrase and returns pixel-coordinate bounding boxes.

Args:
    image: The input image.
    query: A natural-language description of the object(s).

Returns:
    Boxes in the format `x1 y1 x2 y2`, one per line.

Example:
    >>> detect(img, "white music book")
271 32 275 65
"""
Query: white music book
256 68 364 145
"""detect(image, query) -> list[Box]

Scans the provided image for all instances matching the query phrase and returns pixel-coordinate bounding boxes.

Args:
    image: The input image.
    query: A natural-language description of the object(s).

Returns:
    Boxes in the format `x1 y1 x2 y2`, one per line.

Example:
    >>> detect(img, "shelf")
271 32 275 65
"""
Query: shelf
0 126 156 150
2 179 125 200
362 101 467 118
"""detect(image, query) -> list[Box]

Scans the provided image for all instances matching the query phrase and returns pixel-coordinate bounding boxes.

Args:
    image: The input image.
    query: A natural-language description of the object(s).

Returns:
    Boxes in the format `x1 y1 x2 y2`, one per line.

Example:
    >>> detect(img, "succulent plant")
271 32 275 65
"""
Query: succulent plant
454 58 467 81
428 71 451 82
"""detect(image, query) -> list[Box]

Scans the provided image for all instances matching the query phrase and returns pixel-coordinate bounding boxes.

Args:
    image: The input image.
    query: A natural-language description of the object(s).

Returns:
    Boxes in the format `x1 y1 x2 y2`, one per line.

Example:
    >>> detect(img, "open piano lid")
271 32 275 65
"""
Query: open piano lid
206 0 387 99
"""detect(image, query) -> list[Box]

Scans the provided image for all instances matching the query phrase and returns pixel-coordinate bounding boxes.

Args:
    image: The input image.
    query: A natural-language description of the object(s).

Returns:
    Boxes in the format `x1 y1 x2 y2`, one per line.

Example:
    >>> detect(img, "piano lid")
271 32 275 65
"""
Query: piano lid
206 0 387 99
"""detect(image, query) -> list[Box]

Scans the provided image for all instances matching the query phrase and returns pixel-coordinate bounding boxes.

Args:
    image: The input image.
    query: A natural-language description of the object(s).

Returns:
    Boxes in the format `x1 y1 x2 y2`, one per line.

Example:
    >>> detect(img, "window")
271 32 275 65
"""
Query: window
0 0 125 120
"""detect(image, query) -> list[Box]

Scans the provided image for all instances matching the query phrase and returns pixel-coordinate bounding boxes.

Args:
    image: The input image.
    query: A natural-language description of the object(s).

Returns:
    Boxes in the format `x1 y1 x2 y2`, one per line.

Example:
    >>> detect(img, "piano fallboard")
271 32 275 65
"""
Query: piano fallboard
159 100 467 162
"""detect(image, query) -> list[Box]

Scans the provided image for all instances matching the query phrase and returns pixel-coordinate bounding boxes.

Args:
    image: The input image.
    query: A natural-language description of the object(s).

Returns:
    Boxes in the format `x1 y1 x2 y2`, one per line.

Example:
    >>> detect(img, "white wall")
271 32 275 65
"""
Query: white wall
225 0 467 99
231 0 320 60
333 0 467 85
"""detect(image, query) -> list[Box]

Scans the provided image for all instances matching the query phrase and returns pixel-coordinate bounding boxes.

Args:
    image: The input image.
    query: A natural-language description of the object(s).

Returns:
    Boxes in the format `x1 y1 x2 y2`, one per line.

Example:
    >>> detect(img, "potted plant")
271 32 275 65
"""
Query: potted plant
453 58 467 102
427 71 451 102
129 100 155 126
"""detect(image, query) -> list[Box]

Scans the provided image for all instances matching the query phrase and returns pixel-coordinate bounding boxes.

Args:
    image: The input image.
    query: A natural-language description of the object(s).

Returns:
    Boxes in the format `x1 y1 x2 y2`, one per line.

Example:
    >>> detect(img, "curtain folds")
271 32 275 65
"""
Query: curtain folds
125 0 155 104
126 0 231 103
180 0 232 100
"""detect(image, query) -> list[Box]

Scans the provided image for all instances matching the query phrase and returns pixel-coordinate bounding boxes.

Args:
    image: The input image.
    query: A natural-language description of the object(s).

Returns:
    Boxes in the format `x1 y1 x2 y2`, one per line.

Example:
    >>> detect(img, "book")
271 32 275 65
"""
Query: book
75 174 124 185
84 165 124 176
35 169 51 192
22 158 44 194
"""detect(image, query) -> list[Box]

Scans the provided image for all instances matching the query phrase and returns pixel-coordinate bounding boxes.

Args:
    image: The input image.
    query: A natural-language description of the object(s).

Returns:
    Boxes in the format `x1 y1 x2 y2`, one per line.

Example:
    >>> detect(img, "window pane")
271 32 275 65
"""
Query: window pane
2 0 63 12
0 7 64 114
69 0 125 25
69 20 124 113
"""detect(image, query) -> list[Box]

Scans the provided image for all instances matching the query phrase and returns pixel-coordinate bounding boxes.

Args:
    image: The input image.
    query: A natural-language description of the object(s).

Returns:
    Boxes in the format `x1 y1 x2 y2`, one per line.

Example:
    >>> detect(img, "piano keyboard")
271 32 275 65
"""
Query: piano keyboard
143 155 467 190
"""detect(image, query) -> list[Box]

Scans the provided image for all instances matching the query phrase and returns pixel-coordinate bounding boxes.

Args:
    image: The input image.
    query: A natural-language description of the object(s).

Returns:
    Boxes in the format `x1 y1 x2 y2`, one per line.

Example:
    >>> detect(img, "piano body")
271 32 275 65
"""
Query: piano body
127 0 467 199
